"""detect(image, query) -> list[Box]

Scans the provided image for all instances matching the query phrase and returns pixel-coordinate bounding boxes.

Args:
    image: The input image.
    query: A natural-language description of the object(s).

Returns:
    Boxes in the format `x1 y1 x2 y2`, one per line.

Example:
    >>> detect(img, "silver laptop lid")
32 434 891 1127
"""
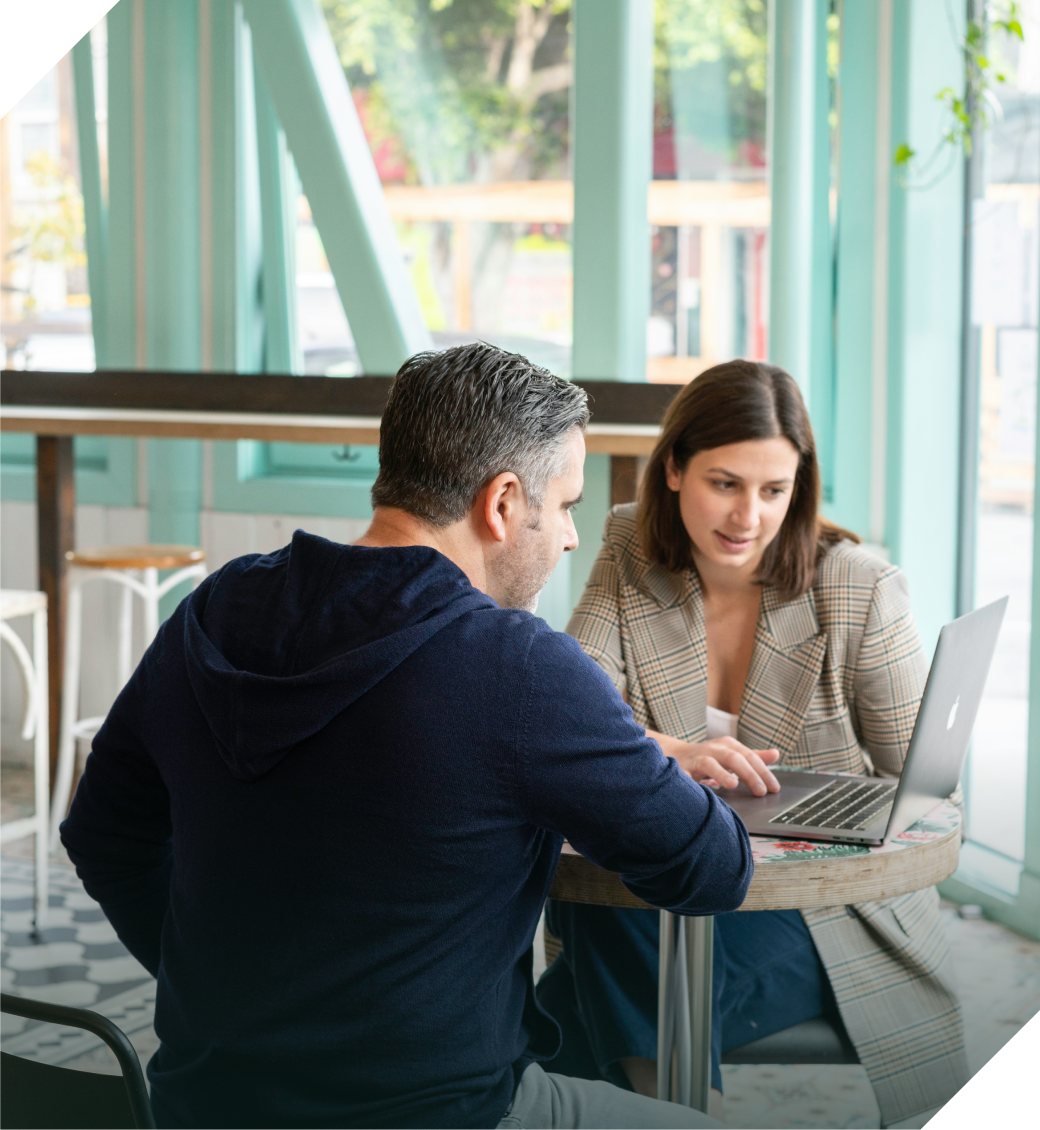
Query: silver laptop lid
884 596 1008 838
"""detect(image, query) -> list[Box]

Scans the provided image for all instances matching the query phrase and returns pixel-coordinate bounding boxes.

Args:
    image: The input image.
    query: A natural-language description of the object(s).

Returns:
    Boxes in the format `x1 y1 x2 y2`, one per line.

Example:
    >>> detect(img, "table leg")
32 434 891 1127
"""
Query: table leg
657 912 714 1112
675 918 694 1103
684 916 713 1113
657 910 675 1100
36 437 74 794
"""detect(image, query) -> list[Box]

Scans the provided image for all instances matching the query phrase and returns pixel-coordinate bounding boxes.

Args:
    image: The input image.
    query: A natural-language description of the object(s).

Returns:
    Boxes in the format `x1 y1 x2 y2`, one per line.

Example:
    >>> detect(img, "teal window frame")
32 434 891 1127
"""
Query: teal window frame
211 440 377 520
0 434 137 507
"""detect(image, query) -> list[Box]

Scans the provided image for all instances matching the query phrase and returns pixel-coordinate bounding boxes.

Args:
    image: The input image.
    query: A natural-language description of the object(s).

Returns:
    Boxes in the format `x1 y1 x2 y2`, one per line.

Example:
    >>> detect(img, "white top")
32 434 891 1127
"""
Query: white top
706 705 739 741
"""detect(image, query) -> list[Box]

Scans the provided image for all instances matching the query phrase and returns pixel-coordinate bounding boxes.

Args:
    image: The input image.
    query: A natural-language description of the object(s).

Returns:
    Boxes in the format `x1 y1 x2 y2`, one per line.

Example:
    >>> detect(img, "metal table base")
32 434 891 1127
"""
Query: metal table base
657 911 713 1112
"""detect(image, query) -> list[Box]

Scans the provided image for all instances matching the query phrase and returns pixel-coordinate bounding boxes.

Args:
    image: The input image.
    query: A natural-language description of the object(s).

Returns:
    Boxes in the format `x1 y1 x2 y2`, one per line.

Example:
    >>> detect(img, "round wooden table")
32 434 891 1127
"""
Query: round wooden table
547 801 961 1113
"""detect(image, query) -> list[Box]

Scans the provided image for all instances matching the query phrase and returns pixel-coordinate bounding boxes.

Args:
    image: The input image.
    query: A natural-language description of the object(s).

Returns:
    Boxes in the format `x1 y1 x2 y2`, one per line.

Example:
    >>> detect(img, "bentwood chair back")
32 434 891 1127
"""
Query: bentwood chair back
0 993 155 1129
50 544 206 848
0 590 49 928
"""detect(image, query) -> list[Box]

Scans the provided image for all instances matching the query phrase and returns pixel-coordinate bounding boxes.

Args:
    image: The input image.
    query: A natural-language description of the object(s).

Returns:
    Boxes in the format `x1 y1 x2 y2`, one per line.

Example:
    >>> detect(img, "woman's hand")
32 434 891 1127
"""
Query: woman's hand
647 729 781 795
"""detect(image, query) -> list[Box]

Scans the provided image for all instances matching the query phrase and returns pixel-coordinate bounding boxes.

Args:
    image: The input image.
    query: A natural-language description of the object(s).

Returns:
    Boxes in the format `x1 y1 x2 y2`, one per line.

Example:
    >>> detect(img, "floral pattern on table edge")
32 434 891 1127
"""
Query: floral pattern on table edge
749 800 960 865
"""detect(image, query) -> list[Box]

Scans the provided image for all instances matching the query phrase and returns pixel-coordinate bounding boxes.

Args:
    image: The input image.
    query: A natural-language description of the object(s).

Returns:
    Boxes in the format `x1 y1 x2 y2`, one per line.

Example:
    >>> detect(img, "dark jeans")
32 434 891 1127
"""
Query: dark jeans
537 903 837 1093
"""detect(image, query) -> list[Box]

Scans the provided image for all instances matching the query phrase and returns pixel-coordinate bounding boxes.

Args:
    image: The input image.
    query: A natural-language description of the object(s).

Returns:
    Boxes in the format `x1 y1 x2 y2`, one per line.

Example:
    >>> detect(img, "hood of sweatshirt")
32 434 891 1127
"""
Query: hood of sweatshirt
182 530 496 782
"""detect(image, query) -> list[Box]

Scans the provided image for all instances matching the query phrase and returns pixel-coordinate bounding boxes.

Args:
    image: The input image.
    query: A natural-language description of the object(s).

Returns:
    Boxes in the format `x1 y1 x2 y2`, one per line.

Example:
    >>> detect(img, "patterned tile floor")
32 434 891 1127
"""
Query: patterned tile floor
3 762 1039 1127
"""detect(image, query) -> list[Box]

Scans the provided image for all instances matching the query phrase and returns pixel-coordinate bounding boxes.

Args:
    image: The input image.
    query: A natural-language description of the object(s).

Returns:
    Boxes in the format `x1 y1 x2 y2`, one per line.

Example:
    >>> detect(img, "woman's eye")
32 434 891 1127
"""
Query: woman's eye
763 487 786 499
712 480 736 491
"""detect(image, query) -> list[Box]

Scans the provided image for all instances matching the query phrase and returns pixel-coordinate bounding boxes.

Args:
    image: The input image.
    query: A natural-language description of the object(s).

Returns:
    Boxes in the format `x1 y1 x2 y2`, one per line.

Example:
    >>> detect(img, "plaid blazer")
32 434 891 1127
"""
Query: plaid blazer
567 505 969 1126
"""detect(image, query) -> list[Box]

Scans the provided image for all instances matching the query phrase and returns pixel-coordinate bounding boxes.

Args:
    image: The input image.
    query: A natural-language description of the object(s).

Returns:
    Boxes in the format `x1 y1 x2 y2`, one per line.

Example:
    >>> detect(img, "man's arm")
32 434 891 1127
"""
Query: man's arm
61 651 173 978
516 627 753 914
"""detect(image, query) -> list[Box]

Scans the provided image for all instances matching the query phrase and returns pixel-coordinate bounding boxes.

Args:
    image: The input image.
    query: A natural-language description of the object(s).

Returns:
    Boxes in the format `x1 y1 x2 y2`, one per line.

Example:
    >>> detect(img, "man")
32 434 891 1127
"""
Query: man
62 343 751 1129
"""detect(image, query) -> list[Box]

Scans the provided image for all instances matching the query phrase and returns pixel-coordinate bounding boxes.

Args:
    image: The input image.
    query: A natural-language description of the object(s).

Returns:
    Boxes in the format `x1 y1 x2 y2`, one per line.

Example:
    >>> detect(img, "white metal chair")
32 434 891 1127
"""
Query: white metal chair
50 545 206 849
0 589 49 928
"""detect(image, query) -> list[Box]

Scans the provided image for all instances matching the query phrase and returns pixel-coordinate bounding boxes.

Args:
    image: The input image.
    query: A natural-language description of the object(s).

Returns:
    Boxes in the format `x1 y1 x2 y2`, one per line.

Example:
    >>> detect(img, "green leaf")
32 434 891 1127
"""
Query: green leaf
996 18 1024 39
893 143 915 166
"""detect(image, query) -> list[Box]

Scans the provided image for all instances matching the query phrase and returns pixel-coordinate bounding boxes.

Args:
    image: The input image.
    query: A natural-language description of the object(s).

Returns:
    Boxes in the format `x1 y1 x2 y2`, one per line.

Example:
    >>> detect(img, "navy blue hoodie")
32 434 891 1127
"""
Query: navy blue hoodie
61 531 752 1129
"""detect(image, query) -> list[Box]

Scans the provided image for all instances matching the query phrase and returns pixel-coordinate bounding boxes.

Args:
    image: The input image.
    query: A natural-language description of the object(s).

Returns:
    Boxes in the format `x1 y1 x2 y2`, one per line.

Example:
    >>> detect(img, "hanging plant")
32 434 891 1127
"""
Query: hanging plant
894 1 1024 189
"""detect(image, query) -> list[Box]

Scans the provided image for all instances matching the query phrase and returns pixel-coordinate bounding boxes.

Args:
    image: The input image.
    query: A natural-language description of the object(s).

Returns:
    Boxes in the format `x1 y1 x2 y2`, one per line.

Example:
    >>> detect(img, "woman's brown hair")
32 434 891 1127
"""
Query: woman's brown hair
639 359 859 601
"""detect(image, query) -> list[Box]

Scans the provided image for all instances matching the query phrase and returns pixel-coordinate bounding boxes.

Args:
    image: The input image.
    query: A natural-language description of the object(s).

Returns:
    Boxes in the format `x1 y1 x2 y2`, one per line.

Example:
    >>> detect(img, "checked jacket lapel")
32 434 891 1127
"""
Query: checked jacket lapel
739 585 827 764
614 521 828 761
623 563 709 743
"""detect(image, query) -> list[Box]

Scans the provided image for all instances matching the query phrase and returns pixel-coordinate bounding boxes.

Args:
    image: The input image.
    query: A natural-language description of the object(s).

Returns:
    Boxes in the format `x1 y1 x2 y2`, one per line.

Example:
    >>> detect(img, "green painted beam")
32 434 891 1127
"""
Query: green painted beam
570 0 654 382
144 0 201 372
806 1 834 498
104 0 138 369
884 0 963 657
143 0 202 591
71 32 108 368
207 0 237 371
206 0 264 375
255 58 300 375
235 14 264 375
767 0 832 422
242 0 431 374
829 0 883 540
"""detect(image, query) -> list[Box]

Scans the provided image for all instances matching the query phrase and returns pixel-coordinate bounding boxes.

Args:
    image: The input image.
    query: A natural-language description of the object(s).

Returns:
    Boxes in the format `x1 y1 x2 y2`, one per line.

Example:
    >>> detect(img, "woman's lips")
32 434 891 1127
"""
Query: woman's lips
714 530 754 553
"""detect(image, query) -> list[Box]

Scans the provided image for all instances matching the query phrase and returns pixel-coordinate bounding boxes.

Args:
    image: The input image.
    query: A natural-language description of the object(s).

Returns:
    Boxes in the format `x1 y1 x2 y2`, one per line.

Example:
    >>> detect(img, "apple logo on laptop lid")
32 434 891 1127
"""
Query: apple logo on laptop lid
947 696 960 731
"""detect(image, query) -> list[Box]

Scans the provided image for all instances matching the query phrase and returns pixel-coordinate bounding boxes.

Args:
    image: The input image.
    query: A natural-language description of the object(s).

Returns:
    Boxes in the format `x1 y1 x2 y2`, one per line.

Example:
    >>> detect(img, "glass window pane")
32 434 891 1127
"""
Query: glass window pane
651 0 770 384
296 194 359 376
2 58 93 369
965 2 1040 863
17 72 58 114
20 123 58 166
316 0 573 376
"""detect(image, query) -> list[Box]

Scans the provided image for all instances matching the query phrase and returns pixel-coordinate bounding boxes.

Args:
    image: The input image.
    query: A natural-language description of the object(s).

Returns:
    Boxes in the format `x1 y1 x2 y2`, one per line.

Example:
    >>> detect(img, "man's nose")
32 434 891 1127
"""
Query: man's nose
563 513 579 552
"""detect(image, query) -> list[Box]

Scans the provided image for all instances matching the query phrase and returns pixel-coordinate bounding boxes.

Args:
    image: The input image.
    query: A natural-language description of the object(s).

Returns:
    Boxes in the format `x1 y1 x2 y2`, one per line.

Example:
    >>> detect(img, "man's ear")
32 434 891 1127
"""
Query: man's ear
481 471 523 544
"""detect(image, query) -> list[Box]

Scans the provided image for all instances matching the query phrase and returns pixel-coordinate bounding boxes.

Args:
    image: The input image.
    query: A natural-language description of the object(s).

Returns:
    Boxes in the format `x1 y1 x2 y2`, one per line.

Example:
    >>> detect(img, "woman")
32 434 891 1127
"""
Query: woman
537 361 968 1127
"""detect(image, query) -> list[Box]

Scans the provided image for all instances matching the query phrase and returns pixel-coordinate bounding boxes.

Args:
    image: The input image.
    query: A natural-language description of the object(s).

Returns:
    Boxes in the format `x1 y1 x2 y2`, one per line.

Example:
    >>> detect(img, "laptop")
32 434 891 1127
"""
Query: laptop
717 596 1008 846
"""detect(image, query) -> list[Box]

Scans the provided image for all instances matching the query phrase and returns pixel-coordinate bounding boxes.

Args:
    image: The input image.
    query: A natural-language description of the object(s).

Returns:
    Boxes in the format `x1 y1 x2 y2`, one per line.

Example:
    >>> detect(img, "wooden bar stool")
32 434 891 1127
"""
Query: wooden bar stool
50 546 206 848
0 590 49 928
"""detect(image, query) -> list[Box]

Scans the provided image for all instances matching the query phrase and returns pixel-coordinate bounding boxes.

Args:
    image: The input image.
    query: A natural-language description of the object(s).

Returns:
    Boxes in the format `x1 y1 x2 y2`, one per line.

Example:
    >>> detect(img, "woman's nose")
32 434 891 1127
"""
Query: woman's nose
730 495 758 530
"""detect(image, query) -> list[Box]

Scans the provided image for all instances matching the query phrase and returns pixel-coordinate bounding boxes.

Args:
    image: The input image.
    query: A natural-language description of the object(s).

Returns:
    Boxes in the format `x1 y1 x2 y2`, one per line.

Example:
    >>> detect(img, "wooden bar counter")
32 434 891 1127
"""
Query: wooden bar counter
1 368 679 787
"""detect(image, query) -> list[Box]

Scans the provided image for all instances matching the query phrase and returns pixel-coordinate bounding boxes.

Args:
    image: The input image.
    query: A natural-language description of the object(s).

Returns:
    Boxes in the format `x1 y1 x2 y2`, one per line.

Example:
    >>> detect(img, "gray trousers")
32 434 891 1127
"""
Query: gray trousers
496 1063 724 1129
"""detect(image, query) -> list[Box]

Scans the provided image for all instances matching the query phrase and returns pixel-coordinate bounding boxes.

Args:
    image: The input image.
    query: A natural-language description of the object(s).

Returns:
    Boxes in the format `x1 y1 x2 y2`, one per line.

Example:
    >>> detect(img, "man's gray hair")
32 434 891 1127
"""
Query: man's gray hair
372 343 590 526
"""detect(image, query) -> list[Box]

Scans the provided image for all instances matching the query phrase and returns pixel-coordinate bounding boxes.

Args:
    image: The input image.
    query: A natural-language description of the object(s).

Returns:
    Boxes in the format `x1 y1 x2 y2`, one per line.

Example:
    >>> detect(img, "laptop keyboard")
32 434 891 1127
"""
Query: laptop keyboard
770 778 896 832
